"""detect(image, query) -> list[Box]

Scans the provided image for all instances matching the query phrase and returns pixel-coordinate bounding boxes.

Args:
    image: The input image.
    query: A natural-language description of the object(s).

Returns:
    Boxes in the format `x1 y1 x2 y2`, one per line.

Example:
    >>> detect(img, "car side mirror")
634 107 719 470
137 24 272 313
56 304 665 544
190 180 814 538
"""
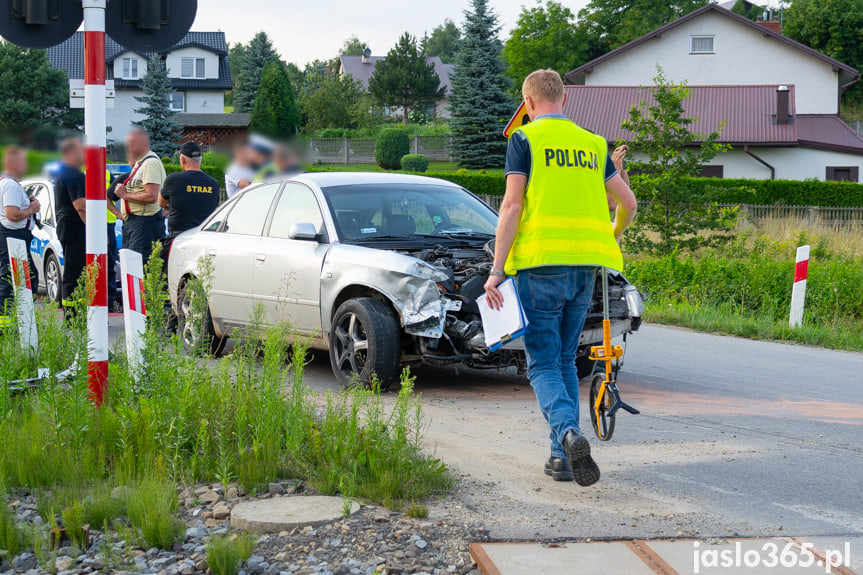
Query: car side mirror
288 222 319 241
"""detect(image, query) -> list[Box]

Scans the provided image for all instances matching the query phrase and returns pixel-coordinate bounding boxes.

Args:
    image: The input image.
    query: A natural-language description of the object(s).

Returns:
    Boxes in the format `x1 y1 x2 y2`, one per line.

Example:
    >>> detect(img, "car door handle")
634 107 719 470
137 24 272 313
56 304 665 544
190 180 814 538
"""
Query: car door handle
255 254 266 262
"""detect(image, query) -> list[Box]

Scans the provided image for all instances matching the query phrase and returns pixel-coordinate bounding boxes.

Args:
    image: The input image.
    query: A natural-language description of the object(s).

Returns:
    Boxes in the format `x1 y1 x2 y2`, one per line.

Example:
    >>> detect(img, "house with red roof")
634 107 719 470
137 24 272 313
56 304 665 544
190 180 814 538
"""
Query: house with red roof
562 3 863 182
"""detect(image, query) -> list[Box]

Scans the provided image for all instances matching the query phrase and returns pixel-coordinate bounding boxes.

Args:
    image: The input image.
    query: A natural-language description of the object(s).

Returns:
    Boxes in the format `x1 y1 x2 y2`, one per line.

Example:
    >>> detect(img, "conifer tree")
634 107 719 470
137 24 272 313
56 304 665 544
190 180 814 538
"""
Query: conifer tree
133 56 178 157
251 60 302 138
448 0 514 169
234 32 279 113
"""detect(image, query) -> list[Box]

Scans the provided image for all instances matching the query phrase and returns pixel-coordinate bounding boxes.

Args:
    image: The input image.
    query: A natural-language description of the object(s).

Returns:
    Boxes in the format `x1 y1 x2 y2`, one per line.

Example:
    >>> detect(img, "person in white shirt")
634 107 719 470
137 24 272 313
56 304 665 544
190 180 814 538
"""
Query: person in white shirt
225 143 256 199
0 146 40 322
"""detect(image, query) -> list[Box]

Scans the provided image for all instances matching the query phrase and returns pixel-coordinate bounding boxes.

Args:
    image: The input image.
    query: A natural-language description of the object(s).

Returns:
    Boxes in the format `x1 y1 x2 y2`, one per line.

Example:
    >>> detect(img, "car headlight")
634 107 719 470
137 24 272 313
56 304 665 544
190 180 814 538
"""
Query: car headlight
624 285 644 318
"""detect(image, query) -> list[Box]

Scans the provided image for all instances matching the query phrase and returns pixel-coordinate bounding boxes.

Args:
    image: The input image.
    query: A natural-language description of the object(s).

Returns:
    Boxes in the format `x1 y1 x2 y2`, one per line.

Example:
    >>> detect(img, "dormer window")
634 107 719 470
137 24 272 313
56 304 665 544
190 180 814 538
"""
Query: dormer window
181 57 205 79
122 57 139 79
690 36 715 54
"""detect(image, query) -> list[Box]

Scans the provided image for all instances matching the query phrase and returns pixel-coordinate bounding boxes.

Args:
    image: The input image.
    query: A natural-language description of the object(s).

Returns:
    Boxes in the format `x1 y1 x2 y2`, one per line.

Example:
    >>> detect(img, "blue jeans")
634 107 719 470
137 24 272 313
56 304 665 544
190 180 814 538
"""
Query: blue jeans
516 266 597 459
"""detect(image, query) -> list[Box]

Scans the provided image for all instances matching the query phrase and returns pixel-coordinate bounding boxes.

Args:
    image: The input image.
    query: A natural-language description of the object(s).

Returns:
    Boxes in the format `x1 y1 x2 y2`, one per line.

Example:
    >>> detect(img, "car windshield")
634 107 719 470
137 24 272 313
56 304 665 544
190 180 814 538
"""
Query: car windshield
322 182 498 243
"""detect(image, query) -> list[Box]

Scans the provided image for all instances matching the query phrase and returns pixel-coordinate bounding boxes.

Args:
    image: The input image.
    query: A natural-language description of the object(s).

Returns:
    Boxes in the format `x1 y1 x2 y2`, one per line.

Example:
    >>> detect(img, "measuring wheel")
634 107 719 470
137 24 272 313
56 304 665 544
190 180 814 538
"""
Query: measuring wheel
589 372 616 441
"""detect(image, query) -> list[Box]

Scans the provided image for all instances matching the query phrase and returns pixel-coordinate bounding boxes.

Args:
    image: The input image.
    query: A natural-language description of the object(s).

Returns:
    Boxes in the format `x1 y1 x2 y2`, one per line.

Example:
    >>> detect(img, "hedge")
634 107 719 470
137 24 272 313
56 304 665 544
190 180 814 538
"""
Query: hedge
420 172 863 207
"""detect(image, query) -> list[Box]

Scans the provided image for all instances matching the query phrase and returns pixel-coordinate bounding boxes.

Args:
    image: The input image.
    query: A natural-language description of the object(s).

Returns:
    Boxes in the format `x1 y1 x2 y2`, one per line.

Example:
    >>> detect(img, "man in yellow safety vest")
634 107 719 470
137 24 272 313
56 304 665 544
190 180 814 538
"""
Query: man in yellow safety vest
483 69 638 486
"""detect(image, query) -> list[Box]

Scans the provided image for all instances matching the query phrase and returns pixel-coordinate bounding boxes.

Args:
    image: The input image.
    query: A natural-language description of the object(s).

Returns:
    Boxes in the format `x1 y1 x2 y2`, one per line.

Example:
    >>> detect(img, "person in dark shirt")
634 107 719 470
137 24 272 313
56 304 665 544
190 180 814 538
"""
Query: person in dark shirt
159 141 220 236
54 138 87 312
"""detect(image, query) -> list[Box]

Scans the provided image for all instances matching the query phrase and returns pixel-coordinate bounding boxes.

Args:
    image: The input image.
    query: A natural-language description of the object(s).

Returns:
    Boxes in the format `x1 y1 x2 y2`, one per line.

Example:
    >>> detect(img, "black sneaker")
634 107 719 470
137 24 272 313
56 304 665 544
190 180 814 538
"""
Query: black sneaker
544 457 573 482
563 430 600 486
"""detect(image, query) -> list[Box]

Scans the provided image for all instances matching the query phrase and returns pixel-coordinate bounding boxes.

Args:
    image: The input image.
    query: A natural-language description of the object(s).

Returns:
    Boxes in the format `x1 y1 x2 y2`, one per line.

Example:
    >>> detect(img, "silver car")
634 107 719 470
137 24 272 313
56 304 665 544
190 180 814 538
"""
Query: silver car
167 172 643 388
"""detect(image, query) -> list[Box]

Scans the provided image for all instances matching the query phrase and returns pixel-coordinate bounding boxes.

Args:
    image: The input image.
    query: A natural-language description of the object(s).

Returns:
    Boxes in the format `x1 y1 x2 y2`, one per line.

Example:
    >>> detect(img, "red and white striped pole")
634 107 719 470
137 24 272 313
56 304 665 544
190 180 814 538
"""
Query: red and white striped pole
84 0 109 405
789 244 810 328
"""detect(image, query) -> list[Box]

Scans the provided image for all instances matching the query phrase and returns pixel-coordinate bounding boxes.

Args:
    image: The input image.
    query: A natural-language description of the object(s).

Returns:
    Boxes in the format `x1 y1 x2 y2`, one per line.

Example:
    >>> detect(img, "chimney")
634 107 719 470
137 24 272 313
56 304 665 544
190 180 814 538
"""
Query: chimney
756 17 782 35
776 85 790 125
361 48 371 64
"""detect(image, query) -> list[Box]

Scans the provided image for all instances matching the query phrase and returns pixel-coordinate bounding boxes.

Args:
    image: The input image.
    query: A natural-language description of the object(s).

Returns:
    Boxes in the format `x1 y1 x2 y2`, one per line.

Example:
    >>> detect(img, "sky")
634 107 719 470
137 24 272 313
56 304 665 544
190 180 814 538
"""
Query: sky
193 0 592 68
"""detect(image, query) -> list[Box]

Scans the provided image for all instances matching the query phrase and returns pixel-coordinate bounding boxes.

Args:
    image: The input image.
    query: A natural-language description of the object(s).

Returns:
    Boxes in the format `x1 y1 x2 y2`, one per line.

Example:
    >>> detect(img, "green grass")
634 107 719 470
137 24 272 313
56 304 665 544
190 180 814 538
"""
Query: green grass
627 225 863 351
644 302 863 351
0 250 452 556
207 533 256 575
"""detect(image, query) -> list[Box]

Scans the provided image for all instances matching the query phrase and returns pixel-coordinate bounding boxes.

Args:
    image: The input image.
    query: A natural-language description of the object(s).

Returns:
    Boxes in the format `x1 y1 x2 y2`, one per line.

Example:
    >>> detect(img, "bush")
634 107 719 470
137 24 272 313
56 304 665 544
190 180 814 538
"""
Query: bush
125 478 186 550
207 533 256 575
375 128 411 170
638 176 863 207
425 171 505 197
400 154 429 173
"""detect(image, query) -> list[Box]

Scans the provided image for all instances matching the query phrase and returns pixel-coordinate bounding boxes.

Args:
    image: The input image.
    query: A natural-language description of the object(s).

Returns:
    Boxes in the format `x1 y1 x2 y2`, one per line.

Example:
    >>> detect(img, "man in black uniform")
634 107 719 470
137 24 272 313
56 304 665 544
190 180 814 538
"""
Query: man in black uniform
54 138 87 313
159 141 220 239
158 141 220 328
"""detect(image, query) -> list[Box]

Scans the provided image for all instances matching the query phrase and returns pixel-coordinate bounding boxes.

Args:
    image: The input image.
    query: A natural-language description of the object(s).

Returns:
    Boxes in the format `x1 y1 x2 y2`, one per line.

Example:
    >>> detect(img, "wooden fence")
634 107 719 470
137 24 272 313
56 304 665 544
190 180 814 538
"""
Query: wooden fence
476 196 863 227
309 135 454 164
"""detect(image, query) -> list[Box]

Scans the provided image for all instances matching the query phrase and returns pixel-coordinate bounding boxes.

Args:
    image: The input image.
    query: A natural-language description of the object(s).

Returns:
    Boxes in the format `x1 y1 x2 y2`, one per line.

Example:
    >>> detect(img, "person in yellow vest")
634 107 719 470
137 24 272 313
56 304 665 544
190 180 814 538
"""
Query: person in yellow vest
105 169 122 311
483 70 638 486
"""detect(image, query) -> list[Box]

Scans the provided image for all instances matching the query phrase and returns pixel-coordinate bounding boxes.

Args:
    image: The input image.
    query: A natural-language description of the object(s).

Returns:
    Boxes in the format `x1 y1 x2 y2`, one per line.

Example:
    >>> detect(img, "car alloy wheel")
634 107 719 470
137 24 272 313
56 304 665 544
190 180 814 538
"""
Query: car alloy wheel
45 253 61 302
333 311 369 377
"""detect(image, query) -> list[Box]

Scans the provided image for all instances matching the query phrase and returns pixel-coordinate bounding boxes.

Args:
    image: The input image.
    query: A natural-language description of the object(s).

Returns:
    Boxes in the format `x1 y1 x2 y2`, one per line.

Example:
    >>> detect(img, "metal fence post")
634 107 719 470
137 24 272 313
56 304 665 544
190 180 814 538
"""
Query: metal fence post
807 207 816 228
343 138 349 165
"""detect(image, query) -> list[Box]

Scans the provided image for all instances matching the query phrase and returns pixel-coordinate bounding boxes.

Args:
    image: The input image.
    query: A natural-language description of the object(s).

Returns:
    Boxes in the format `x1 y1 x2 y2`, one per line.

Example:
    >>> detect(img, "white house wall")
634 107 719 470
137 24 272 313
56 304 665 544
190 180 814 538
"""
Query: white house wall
185 91 225 114
165 47 220 80
108 90 227 145
582 11 840 115
704 146 863 181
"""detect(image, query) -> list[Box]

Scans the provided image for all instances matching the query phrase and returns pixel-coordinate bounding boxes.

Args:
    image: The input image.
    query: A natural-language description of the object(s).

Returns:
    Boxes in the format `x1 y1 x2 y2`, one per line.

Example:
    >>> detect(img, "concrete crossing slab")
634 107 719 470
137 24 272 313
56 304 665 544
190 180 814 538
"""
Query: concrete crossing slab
471 538 861 575
470 541 657 575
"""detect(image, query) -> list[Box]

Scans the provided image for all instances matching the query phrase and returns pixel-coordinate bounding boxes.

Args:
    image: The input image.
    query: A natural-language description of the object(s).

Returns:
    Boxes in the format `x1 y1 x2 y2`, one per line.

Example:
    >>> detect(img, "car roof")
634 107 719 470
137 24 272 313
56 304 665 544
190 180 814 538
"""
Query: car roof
292 171 463 189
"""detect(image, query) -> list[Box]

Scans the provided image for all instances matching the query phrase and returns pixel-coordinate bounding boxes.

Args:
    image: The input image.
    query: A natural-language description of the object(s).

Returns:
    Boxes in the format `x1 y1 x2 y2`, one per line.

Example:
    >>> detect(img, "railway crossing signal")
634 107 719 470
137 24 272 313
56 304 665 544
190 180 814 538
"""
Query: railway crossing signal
0 0 197 405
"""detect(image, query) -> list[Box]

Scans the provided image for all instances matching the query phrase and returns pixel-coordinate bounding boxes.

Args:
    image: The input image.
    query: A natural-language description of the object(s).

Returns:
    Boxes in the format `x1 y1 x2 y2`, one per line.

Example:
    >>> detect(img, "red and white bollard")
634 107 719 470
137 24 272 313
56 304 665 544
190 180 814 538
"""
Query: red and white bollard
119 249 146 377
6 238 38 354
789 244 810 328
83 0 109 405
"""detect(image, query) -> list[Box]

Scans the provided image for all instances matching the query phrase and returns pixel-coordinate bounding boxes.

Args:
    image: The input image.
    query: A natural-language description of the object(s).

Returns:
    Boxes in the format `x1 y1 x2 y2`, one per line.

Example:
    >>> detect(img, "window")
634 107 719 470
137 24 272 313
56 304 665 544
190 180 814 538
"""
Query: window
268 183 326 239
122 58 139 79
222 184 280 235
29 184 53 226
698 165 724 178
690 36 714 54
169 91 185 112
181 57 205 79
826 166 859 182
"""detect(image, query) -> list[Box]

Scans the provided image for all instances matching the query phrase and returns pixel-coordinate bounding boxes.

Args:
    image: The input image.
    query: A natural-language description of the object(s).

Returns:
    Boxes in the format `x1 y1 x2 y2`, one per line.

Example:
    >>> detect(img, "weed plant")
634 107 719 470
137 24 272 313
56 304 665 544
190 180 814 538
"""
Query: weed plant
207 532 256 575
0 251 452 556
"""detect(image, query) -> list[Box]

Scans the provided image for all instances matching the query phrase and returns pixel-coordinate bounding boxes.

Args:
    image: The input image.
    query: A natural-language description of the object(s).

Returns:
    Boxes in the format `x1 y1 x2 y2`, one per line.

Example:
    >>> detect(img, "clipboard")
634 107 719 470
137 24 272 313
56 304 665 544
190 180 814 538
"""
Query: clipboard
476 277 529 352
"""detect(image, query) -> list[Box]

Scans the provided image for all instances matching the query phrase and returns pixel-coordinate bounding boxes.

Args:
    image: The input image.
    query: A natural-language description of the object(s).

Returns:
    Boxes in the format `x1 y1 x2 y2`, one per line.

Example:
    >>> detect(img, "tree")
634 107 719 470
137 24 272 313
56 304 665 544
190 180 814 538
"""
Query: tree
250 60 302 138
422 20 461 63
502 1 588 95
133 56 178 158
368 33 445 125
0 42 72 138
341 35 369 56
300 72 368 131
577 0 707 55
784 0 863 105
729 0 764 20
621 69 737 254
448 0 514 169
226 41 247 108
233 32 279 113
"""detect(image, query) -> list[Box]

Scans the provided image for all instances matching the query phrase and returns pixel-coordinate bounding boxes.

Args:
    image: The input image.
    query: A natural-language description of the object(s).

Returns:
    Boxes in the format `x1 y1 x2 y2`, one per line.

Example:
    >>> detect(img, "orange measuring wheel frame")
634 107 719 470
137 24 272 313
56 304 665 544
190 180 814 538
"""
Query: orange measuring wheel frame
587 267 640 441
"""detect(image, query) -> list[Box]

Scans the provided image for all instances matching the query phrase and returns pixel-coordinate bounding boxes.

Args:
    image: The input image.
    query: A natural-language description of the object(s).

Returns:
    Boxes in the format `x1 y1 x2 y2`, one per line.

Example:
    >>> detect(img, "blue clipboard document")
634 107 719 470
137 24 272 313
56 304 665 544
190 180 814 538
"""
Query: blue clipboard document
476 277 529 352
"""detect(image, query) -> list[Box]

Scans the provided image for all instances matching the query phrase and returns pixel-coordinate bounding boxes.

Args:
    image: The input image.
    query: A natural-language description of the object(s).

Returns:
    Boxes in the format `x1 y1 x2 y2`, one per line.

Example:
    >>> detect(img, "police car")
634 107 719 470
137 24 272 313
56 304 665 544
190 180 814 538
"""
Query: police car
25 162 129 302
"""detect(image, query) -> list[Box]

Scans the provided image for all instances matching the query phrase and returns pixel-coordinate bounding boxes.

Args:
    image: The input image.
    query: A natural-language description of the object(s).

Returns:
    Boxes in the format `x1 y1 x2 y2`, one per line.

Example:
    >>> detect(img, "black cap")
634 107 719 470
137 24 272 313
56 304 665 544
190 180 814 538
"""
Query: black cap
180 141 202 159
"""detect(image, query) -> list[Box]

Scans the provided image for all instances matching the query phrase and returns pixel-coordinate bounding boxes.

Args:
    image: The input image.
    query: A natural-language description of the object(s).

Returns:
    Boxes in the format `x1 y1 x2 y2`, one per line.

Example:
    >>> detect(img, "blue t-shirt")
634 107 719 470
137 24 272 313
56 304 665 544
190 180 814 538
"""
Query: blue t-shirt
504 114 617 183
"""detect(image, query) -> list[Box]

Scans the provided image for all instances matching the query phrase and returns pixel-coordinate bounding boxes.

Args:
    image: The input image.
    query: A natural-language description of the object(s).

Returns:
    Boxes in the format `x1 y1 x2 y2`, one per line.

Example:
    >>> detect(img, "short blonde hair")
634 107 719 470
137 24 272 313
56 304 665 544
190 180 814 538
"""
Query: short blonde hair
522 69 564 104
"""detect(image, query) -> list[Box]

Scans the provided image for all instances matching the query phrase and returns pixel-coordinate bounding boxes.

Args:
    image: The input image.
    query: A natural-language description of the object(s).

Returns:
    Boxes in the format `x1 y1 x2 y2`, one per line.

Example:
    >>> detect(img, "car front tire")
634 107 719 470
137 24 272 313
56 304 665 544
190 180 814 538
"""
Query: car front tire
329 297 401 390
176 281 227 357
44 252 61 303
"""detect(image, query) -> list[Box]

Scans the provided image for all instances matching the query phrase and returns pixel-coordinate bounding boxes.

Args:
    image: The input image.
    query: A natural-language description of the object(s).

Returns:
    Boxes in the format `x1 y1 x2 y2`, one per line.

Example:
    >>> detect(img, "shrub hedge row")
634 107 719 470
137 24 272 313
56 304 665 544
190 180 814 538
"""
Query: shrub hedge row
421 171 863 207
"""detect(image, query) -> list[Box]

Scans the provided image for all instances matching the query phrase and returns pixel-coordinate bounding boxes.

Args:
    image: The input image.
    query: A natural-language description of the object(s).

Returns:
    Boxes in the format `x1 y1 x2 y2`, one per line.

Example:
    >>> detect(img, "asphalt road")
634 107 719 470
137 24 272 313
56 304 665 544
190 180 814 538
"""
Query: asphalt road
302 324 863 541
110 319 863 542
